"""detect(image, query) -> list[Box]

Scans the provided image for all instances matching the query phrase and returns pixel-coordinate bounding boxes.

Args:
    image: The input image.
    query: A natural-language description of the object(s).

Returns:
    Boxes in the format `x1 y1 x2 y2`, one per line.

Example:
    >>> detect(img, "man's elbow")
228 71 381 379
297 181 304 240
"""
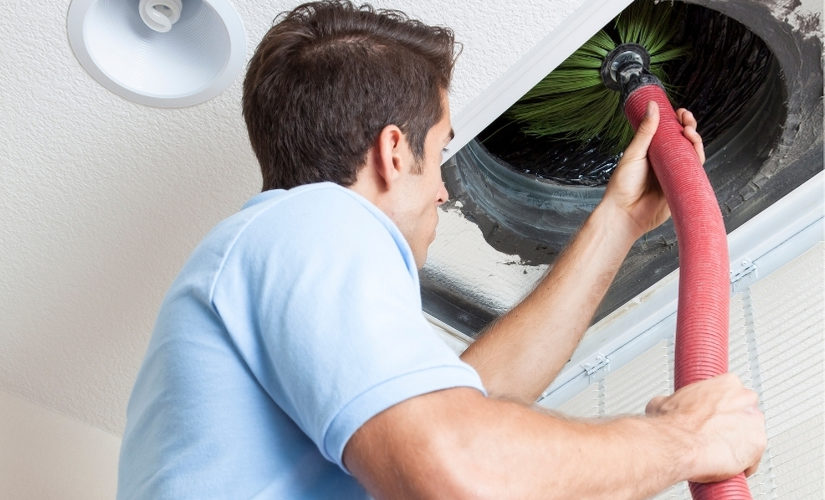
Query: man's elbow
346 389 507 499
403 429 503 500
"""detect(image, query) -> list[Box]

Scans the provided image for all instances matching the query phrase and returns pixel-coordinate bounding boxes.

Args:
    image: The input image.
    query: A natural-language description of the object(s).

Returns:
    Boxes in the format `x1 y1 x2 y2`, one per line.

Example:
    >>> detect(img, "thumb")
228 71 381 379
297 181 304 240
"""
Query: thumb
624 101 660 161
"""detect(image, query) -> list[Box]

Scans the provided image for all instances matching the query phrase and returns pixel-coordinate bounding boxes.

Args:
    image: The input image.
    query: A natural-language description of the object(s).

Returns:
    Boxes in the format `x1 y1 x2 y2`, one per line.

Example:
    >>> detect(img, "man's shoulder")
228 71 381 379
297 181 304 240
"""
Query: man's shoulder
242 182 387 232
211 182 414 271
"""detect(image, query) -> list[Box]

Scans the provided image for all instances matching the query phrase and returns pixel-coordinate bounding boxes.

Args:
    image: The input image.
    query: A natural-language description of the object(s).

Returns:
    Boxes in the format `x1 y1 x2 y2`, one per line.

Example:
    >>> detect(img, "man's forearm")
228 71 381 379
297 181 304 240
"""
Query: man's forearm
461 201 642 403
345 386 754 500
469 397 695 500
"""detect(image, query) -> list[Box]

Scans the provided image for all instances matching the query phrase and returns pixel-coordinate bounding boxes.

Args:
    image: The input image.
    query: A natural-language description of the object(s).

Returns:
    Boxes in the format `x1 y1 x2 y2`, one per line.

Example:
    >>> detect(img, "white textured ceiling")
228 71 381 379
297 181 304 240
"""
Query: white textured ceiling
0 0 589 434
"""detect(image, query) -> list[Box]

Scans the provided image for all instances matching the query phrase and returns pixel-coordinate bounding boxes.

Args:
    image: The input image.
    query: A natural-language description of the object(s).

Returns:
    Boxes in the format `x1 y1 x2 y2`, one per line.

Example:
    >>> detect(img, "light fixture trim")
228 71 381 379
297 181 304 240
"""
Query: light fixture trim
67 0 246 108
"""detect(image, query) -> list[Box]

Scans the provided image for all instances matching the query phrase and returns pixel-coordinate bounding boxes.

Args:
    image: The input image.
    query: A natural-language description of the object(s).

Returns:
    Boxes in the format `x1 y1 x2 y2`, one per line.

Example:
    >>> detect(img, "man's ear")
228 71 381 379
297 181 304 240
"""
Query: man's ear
374 124 405 186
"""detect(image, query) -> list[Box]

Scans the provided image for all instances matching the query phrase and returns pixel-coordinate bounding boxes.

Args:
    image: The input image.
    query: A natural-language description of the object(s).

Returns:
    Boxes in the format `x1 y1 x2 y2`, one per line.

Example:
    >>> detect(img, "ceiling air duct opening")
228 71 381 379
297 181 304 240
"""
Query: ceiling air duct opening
428 0 823 335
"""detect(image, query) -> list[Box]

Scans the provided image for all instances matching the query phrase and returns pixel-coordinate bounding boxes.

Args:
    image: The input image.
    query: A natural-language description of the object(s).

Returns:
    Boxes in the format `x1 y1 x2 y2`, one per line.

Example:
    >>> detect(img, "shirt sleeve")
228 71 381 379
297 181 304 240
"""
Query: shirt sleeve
210 187 486 471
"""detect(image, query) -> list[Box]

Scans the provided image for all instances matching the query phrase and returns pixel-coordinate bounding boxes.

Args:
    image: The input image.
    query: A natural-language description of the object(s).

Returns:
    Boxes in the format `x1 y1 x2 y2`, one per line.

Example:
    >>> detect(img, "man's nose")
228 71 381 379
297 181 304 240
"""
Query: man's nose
437 182 449 205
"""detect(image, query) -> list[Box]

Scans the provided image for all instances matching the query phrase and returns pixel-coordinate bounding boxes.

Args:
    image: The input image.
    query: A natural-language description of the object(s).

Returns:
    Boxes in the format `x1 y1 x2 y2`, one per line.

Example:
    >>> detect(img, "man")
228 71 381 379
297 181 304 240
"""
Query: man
118 1 765 498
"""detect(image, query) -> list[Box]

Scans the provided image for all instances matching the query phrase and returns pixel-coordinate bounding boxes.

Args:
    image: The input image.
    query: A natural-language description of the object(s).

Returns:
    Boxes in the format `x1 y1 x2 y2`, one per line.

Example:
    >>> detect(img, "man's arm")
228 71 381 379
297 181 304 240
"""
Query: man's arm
344 374 765 500
460 102 704 403
343 103 763 499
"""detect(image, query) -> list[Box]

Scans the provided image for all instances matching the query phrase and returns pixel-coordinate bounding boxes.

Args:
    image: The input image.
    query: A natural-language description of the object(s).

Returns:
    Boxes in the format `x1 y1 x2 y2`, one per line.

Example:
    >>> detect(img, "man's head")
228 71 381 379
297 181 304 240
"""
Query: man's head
243 0 457 191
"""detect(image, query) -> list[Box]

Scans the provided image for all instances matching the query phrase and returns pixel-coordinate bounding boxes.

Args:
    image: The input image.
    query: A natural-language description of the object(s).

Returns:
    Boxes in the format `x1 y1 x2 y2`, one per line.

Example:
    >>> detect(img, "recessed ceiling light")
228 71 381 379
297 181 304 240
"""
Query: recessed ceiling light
67 0 246 108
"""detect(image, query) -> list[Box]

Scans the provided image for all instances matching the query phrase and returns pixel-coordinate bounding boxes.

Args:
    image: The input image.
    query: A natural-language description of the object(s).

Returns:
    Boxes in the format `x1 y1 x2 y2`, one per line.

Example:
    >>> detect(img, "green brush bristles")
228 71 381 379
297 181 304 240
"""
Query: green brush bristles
505 1 687 154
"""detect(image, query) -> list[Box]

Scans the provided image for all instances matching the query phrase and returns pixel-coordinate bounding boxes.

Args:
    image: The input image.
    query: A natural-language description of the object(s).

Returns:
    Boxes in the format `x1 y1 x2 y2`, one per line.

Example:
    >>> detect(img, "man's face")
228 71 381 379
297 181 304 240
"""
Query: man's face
392 94 453 269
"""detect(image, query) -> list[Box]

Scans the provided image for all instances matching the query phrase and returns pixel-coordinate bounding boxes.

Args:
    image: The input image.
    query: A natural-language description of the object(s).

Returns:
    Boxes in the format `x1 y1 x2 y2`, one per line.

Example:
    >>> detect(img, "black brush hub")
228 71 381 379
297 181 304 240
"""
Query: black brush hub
601 43 662 104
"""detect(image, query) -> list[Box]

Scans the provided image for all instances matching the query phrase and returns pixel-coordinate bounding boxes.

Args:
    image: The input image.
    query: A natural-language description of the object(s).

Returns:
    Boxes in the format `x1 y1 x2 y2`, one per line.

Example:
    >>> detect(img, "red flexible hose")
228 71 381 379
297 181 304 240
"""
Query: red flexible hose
624 86 752 499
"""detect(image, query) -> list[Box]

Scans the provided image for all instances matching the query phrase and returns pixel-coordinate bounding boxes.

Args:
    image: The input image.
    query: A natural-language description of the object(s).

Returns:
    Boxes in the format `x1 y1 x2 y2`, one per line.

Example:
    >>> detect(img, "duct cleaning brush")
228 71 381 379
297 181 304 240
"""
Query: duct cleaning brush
506 1 687 155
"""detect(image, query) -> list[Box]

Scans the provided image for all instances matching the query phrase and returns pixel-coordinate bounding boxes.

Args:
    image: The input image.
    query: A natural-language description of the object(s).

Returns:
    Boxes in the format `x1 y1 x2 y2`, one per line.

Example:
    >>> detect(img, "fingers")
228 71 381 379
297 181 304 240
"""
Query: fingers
676 108 697 129
645 396 667 416
695 373 760 414
740 412 767 479
676 108 706 164
625 102 704 165
623 101 660 161
667 374 766 483
744 460 761 478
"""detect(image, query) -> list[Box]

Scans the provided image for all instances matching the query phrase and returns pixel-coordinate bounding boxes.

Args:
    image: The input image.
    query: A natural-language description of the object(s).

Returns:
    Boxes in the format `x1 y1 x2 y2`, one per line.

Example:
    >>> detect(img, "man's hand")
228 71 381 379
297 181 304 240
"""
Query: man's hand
646 373 766 483
601 101 705 240
462 104 705 403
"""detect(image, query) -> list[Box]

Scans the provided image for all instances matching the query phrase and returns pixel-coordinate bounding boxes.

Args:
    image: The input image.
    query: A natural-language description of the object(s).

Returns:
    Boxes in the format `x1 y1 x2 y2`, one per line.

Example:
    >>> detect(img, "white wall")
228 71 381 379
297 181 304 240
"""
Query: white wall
0 390 120 500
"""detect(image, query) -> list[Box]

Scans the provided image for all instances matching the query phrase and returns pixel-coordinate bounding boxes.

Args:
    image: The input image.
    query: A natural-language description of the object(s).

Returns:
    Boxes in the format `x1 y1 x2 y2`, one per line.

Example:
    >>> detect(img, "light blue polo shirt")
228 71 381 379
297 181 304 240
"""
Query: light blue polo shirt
117 182 485 499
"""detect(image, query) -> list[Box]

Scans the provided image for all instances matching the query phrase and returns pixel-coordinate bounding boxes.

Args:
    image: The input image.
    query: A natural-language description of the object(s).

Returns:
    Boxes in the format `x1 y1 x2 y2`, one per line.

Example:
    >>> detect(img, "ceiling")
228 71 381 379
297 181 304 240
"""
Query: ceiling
0 0 596 435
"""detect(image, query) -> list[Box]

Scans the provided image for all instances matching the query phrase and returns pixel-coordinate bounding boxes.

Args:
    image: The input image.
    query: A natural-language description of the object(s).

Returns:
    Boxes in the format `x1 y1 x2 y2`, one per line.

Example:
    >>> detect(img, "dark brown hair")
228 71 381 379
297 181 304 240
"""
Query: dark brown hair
243 1 457 191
